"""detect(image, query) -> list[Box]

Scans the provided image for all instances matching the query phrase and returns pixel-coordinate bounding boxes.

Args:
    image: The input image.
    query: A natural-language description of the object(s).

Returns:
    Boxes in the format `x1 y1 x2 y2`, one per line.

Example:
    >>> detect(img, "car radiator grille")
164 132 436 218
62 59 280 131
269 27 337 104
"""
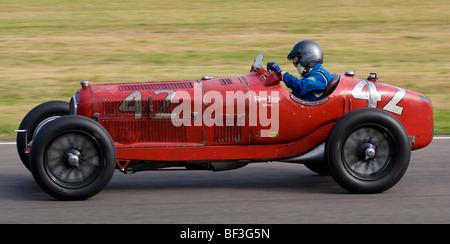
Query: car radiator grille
100 119 187 143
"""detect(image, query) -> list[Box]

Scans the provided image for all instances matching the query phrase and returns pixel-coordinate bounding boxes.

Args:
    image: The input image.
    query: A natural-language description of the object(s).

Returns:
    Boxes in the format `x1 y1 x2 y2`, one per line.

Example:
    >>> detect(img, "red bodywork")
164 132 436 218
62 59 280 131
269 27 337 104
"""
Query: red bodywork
73 63 433 168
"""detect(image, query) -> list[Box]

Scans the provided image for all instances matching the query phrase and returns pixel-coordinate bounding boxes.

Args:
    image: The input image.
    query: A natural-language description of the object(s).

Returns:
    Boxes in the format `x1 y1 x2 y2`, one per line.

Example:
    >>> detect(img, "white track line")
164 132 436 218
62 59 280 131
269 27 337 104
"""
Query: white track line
0 142 16 145
433 136 450 140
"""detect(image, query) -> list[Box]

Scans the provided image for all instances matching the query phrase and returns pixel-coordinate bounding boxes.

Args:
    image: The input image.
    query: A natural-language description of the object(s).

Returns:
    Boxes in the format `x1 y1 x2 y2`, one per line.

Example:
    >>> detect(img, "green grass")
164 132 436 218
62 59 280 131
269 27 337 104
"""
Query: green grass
434 109 450 135
1 0 449 139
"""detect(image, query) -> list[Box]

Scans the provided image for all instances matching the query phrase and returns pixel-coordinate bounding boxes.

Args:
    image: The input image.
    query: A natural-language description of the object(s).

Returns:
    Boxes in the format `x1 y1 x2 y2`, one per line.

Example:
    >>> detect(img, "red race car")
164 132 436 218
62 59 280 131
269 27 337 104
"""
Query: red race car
16 55 434 200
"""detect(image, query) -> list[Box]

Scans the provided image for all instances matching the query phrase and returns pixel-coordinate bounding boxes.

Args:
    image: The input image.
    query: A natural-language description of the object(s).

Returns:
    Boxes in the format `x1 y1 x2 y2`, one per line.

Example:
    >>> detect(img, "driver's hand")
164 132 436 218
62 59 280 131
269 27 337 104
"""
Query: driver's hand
267 62 283 73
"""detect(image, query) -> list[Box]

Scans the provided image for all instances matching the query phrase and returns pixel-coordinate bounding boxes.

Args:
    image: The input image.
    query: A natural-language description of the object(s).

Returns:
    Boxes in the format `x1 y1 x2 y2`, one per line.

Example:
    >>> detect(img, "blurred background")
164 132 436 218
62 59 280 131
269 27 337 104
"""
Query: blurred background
1 0 449 139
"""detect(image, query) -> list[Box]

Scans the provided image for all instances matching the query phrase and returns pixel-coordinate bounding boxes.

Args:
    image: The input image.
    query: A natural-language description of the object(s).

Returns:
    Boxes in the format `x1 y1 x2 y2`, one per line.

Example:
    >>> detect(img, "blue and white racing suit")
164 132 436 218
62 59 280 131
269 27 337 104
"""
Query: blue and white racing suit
283 63 333 102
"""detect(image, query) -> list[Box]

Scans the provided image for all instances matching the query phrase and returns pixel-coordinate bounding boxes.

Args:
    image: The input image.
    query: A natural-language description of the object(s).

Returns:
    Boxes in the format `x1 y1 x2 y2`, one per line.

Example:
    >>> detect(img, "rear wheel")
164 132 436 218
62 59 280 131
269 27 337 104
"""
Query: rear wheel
16 101 70 171
29 115 116 200
326 108 411 193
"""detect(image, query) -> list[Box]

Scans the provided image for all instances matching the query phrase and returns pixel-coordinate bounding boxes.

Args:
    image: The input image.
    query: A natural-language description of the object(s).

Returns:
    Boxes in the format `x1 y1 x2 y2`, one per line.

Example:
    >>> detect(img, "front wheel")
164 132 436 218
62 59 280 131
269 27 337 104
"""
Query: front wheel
29 115 116 200
326 108 411 193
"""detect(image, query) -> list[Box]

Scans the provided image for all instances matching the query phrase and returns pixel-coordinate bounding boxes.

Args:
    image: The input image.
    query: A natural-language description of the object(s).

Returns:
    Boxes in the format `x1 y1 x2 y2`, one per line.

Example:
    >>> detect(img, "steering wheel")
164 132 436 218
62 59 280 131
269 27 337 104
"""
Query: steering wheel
266 63 273 73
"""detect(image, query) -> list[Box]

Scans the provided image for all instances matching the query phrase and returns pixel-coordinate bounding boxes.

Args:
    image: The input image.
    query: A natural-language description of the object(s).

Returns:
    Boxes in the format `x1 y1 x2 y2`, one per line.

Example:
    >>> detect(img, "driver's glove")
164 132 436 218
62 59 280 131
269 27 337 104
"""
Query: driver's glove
267 62 283 73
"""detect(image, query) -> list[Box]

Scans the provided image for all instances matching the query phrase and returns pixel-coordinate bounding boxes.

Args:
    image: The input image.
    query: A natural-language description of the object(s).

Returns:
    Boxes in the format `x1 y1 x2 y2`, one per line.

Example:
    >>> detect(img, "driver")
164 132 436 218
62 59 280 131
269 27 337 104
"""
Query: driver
268 40 333 101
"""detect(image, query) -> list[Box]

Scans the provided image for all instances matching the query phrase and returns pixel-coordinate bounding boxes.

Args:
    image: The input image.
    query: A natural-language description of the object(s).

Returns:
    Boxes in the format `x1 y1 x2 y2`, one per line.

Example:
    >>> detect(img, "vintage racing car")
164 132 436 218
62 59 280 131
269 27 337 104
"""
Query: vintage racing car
16 55 434 200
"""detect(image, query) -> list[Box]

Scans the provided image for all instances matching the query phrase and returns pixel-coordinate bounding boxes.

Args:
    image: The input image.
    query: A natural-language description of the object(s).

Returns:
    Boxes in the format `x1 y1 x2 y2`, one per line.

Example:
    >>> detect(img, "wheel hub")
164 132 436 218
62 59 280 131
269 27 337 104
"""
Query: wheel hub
66 149 81 168
359 142 376 160
365 147 376 160
342 127 393 180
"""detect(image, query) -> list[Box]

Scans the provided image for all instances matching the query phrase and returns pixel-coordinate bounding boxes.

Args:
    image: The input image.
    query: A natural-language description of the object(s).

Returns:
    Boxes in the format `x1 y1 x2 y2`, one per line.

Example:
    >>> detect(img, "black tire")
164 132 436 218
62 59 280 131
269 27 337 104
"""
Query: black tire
16 101 70 171
326 108 411 193
29 115 116 200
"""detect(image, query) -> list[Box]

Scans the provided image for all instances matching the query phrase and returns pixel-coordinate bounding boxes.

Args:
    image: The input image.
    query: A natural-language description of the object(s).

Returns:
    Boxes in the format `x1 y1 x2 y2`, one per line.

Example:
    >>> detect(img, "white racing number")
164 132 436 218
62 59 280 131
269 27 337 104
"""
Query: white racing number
150 90 176 119
119 90 176 119
351 80 406 115
382 84 406 115
118 91 142 119
351 80 381 108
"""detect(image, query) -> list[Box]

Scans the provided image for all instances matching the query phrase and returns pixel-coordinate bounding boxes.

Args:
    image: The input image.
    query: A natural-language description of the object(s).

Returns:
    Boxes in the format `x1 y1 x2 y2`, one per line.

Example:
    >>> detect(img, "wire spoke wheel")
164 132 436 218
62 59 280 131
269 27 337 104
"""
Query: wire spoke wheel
326 108 411 193
16 101 70 171
342 126 393 181
45 131 102 189
30 115 116 200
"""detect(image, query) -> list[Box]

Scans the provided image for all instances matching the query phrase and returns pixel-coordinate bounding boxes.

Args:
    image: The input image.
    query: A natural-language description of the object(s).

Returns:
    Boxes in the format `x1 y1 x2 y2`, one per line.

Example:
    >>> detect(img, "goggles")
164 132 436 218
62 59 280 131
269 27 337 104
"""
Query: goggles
290 55 301 67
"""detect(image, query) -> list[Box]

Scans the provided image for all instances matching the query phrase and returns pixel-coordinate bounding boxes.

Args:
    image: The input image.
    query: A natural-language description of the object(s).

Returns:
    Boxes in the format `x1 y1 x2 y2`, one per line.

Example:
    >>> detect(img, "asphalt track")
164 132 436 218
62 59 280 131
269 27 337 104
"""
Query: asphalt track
1 137 449 224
